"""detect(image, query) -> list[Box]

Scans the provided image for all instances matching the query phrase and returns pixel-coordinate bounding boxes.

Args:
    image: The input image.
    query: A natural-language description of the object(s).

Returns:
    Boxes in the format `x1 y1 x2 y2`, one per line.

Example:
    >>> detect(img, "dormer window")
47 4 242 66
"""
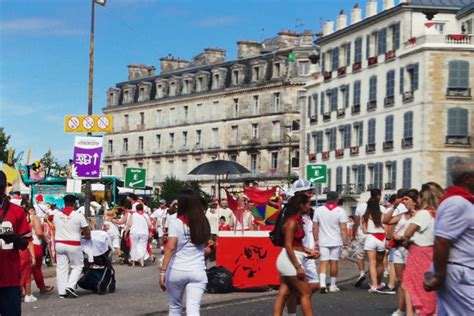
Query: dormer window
253 66 260 81
155 79 168 99
213 73 220 89
196 77 203 92
232 70 239 85
181 75 194 95
298 60 309 76
211 68 227 90
107 88 120 106
274 63 281 77
137 82 152 102
122 84 136 104
169 82 176 96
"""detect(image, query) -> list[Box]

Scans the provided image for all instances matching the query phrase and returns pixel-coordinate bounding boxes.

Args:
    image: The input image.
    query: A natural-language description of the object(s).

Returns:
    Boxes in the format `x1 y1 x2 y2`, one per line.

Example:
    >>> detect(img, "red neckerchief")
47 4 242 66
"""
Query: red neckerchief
137 210 145 215
439 186 474 204
324 203 338 211
62 206 74 216
178 214 189 226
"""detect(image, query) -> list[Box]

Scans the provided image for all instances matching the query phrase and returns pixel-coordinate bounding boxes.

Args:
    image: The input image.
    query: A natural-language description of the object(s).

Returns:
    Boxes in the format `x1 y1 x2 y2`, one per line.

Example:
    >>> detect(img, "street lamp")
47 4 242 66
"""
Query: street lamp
84 0 106 218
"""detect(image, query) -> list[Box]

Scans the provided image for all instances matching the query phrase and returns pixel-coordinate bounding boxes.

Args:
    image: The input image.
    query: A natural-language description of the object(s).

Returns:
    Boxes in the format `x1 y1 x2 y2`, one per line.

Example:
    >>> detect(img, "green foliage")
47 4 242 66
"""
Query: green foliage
40 149 59 170
159 176 212 206
0 128 11 163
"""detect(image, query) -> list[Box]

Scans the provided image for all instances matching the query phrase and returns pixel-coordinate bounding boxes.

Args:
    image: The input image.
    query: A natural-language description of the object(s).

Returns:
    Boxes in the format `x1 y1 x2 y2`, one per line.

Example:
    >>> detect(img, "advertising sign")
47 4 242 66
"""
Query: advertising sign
72 136 103 179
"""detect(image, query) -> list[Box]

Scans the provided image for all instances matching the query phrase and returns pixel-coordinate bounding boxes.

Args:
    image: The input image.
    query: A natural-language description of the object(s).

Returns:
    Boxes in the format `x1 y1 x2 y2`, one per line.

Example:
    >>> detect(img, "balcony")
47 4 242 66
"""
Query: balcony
445 136 471 146
308 153 316 162
323 71 332 81
352 62 362 72
401 137 413 148
309 116 318 124
323 112 331 121
383 141 394 151
337 109 345 118
368 56 378 66
337 66 347 77
385 50 395 61
350 146 359 155
405 34 473 50
365 144 376 153
384 183 394 190
445 34 472 45
339 184 362 196
351 104 361 114
367 100 377 111
322 151 330 160
403 91 414 103
384 96 395 107
446 88 471 99
335 149 344 158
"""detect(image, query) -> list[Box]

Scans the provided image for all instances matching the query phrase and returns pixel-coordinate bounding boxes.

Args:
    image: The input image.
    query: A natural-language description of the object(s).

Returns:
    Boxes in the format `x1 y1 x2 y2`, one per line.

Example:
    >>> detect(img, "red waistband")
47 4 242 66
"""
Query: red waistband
55 240 81 246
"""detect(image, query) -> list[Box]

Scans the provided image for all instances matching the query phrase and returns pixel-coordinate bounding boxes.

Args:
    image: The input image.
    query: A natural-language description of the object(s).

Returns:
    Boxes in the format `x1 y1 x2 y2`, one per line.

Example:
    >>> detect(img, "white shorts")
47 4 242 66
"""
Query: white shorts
392 247 408 264
364 234 386 252
276 249 305 276
319 246 341 261
303 259 319 284
355 234 366 259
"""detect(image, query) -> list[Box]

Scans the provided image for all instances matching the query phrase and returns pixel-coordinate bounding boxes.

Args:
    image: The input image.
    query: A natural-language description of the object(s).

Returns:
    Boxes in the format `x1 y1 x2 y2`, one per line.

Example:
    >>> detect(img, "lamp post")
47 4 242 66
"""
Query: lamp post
286 126 292 186
84 0 106 218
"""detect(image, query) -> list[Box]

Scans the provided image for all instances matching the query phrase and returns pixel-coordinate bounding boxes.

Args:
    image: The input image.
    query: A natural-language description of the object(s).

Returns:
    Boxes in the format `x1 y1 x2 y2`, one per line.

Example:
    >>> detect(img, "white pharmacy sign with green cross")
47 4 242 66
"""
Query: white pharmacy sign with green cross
306 164 327 184
125 167 147 189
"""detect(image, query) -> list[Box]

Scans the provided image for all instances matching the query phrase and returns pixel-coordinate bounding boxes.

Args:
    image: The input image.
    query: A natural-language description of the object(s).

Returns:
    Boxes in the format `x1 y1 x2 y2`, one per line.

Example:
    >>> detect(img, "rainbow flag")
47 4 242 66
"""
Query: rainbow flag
251 204 279 226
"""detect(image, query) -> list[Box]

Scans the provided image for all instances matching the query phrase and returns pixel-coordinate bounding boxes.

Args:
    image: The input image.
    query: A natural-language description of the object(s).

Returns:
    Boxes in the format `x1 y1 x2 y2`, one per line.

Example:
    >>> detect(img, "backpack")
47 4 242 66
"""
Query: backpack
269 206 287 247
206 266 234 293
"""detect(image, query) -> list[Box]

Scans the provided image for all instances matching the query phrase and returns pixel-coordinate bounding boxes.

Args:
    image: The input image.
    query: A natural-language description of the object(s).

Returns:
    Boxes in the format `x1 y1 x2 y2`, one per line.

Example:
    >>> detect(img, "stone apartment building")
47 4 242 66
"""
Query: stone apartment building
301 0 473 209
102 30 318 194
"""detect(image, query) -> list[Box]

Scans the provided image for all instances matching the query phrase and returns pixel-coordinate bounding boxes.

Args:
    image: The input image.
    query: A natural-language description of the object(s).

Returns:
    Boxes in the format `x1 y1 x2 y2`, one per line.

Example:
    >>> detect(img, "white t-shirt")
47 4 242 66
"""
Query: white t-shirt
103 220 120 237
313 205 348 247
409 209 435 247
302 214 315 249
130 212 150 235
355 202 387 236
392 203 408 216
81 230 113 259
53 210 88 242
235 211 253 230
168 217 206 272
164 212 178 229
217 207 234 225
206 209 219 235
34 203 50 219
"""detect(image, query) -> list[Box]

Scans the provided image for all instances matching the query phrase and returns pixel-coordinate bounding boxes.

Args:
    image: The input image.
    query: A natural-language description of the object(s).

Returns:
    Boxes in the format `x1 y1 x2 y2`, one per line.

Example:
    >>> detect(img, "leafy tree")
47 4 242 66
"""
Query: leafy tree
184 180 212 203
40 149 59 170
0 128 11 163
160 176 185 205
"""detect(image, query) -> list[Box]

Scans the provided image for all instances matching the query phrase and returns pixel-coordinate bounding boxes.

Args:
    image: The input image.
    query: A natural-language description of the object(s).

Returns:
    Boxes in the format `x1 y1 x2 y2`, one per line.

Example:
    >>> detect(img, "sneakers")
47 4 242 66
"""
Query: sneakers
65 288 78 298
376 285 396 295
383 268 390 278
24 295 37 303
58 294 68 299
368 286 379 293
320 287 329 294
329 285 340 293
354 273 366 288
391 309 406 316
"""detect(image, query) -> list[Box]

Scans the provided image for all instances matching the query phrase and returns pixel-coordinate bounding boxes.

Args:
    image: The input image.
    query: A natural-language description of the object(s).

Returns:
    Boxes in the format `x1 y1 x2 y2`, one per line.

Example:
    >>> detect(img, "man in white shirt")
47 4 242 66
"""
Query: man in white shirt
313 191 348 293
34 194 50 220
217 199 234 229
10 191 22 206
53 195 90 298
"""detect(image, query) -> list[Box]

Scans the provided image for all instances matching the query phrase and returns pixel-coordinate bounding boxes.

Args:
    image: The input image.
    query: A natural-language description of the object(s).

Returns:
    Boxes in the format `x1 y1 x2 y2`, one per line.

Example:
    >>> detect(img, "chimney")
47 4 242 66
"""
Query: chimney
351 3 362 24
337 10 347 30
277 30 299 48
191 48 226 66
127 64 156 80
159 55 190 74
323 21 334 36
298 30 313 46
237 40 263 59
366 0 378 18
383 0 395 10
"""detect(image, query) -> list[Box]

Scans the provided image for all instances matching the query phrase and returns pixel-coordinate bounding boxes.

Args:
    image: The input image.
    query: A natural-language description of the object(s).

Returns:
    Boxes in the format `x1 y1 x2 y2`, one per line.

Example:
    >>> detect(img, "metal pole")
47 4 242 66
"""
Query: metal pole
84 0 95 218
287 135 291 185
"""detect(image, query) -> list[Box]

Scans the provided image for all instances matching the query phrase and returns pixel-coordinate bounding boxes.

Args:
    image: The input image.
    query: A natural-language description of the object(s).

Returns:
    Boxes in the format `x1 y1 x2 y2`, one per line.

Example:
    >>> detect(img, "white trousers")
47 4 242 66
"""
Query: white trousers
130 233 149 262
166 269 207 316
55 243 84 295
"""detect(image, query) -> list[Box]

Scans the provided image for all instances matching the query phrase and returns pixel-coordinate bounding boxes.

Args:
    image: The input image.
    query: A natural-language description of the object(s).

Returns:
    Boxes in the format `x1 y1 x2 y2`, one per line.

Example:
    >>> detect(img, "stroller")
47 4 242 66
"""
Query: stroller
78 231 116 294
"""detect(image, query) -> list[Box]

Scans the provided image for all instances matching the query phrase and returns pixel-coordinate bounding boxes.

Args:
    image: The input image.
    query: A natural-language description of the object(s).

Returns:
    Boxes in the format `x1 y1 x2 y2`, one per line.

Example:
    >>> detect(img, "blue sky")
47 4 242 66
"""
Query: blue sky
1 0 380 164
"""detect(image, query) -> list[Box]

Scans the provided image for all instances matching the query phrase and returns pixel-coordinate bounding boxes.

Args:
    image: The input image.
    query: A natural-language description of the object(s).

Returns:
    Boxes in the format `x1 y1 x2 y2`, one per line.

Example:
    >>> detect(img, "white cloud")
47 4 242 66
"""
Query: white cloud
195 16 239 27
0 18 83 36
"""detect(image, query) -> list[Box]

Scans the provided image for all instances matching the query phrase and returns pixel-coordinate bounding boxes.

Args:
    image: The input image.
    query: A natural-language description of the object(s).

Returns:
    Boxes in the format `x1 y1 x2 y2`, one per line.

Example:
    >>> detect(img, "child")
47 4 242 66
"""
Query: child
218 216 231 231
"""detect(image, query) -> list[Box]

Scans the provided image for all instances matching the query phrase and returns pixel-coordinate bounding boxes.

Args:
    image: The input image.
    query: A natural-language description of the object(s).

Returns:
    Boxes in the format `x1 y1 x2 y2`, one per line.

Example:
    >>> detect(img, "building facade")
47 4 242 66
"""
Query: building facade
301 0 473 209
102 30 318 194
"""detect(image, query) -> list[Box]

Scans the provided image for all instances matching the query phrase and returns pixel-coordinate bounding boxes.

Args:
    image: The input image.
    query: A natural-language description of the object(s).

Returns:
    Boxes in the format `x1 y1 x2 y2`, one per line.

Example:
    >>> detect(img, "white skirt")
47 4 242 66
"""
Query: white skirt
276 248 305 276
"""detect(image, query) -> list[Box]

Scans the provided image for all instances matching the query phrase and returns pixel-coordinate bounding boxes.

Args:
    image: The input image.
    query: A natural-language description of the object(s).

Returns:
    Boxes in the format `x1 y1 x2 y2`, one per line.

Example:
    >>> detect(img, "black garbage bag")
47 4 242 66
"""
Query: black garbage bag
206 266 234 293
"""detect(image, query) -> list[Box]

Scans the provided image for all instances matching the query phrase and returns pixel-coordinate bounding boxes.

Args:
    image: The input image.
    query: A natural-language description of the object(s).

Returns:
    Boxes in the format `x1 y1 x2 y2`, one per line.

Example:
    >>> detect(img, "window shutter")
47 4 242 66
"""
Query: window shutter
449 60 470 88
403 158 412 188
359 121 364 146
385 115 394 141
393 22 400 50
370 76 377 101
346 166 351 186
333 47 339 71
366 35 370 59
336 167 343 192
404 111 413 139
321 53 326 73
378 28 387 55
307 96 312 117
358 165 366 192
313 94 318 117
355 37 362 63
448 108 468 136
413 63 419 90
368 119 376 145
327 168 332 191
446 156 464 186
345 85 350 108
320 92 325 115
346 43 351 66
306 133 311 154
391 160 397 189
400 67 404 94
387 70 395 97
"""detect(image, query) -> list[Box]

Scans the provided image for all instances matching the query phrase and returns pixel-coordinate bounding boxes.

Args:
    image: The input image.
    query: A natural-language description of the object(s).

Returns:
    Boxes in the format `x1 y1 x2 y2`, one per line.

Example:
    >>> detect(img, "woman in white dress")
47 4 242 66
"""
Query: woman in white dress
125 204 152 267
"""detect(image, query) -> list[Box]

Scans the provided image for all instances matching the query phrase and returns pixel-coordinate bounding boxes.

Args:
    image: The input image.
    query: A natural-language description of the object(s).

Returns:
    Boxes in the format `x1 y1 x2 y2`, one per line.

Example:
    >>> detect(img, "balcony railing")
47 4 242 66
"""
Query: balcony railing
337 66 347 77
445 136 471 146
401 137 413 148
337 109 345 118
352 62 362 72
403 91 414 103
367 184 375 191
351 104 361 114
383 141 394 151
385 50 395 61
445 34 472 45
323 112 331 121
350 146 359 155
309 116 318 124
322 151 330 160
137 148 145 155
308 153 316 162
446 88 471 99
323 71 332 81
366 143 376 153
384 183 394 190
384 96 395 107
368 56 378 66
367 100 377 111
337 184 362 196
335 149 344 158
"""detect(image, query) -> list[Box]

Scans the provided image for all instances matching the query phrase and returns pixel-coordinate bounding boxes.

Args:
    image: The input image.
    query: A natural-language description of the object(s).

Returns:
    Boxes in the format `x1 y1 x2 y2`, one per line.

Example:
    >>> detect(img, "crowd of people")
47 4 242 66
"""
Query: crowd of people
1 157 473 316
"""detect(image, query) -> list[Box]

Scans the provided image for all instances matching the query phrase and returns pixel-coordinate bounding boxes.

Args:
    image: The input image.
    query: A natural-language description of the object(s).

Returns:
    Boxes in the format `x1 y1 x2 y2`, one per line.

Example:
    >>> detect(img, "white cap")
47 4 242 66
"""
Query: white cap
286 179 313 197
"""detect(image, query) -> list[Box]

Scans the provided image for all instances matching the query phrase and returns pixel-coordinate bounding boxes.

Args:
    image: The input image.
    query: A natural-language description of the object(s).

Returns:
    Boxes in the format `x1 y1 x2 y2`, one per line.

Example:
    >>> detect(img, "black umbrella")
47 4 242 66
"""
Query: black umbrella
188 160 251 199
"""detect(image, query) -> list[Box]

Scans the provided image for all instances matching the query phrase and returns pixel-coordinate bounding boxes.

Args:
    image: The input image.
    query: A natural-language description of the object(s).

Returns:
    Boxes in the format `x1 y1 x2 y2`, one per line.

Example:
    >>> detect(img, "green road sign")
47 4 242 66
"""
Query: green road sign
125 167 147 189
307 164 327 184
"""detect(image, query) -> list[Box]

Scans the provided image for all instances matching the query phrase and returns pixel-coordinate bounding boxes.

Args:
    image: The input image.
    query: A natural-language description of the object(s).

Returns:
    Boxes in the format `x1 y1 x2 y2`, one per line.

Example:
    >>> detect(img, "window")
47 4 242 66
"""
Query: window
311 94 318 118
274 62 282 77
138 136 144 151
386 70 395 97
369 76 377 102
298 60 309 76
354 37 362 64
402 158 412 188
124 114 129 127
404 111 413 139
253 66 260 81
123 138 128 152
122 164 127 176
377 28 387 55
169 81 176 96
391 22 400 50
368 118 376 145
391 161 397 189
358 122 364 146
233 98 239 118
331 88 338 111
232 70 240 85
212 73 220 89
183 106 189 122
271 152 278 170
138 162 143 168
212 101 219 120
343 124 351 148
329 127 337 150
250 154 258 173
211 128 218 147
156 134 161 150
316 131 323 153
107 165 112 176
344 43 351 66
385 115 394 142
231 126 238 143
108 140 113 153
358 165 366 192
336 167 343 193
407 63 419 91
374 162 384 189
196 77 203 92
182 131 187 147
156 110 162 126
353 81 361 106
273 93 281 112
320 92 325 114
366 34 371 59
448 60 470 93
169 107 175 125
169 133 175 147
342 85 350 109
272 121 281 140
447 107 469 137
140 112 145 125
252 123 258 138
196 103 202 121
196 130 202 145
252 95 259 115
331 48 339 71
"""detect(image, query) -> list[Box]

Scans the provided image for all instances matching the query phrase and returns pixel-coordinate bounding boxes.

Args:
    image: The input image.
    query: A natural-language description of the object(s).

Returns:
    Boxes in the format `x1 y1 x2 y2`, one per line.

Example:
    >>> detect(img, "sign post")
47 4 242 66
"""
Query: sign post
125 168 147 189
307 164 327 207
